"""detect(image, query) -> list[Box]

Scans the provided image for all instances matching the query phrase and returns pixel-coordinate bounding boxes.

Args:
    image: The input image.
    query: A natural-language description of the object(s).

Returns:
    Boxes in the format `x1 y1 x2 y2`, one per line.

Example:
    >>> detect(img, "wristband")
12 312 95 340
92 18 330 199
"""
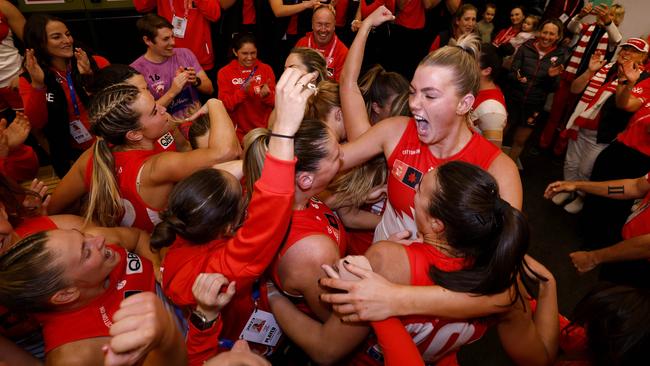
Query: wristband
269 132 295 139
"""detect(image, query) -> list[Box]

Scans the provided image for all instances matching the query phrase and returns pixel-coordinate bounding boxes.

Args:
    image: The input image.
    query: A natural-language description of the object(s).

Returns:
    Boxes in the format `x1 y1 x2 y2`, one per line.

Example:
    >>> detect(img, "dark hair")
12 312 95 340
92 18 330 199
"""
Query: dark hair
188 114 210 149
232 32 257 52
0 175 40 228
569 283 650 366
455 3 478 20
540 18 564 43
479 43 502 81
90 64 141 94
485 3 496 11
150 169 243 250
24 14 66 67
243 119 332 202
0 231 68 312
136 13 173 43
358 65 410 121
427 161 529 299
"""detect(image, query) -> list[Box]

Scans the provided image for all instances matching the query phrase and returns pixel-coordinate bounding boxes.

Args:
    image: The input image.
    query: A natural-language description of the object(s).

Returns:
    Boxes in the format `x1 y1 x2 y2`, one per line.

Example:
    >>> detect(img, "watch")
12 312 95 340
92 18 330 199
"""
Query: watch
190 310 218 331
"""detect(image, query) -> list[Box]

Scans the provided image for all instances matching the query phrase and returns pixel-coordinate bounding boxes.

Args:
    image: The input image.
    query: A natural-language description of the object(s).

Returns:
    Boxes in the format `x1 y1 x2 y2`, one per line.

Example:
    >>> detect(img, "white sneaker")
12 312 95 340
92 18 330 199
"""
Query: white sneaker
551 192 572 206
564 196 584 214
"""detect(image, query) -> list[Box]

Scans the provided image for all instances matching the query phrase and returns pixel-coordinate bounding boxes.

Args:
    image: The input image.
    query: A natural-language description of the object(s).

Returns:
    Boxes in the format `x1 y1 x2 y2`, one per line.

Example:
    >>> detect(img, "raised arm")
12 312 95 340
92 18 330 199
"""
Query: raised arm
341 6 395 141
615 61 644 112
207 70 319 278
340 116 407 170
0 0 26 40
570 52 606 94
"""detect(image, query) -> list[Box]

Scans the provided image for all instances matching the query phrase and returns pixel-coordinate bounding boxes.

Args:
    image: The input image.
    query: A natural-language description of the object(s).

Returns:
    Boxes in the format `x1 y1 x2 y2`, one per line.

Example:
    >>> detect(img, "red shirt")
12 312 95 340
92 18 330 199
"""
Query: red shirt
492 26 519 47
334 0 348 27
84 149 160 232
217 59 275 141
18 56 110 151
376 119 500 241
295 32 349 81
617 82 650 156
242 0 256 24
35 246 155 353
160 154 295 361
395 0 426 30
132 0 220 70
361 0 395 19
0 144 38 182
350 243 488 365
269 198 347 314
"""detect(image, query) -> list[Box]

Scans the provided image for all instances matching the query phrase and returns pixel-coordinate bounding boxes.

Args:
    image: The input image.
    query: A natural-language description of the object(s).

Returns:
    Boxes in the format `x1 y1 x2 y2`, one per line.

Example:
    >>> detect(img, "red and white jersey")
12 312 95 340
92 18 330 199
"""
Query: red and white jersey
349 243 488 365
85 149 161 232
375 119 500 241
36 246 155 353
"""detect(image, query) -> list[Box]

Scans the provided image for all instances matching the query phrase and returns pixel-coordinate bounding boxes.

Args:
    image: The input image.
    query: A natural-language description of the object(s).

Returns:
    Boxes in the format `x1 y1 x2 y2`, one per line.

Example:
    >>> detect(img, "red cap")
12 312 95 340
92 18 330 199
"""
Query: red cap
621 38 649 53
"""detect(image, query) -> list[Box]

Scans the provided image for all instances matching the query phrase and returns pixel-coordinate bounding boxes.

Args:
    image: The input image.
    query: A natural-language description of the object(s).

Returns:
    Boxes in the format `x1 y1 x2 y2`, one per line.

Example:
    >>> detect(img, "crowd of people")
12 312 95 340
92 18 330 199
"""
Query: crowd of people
1 0 649 365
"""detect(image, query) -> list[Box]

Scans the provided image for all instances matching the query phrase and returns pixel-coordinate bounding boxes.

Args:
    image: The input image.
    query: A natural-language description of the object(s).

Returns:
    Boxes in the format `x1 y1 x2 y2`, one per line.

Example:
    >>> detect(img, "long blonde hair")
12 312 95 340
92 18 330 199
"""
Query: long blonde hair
85 84 141 226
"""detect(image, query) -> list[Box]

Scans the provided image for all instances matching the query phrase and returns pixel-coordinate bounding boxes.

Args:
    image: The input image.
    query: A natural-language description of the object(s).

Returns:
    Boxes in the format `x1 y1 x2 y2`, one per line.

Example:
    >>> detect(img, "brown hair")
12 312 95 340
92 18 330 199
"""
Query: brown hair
0 231 68 312
136 13 173 43
305 80 340 122
288 47 329 82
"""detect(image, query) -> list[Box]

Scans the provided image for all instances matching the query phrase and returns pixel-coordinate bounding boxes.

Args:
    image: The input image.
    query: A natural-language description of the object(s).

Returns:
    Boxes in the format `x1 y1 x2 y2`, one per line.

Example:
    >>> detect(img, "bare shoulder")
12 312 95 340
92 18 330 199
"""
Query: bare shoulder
279 234 341 289
488 152 523 209
48 214 86 230
365 240 410 284
46 337 107 366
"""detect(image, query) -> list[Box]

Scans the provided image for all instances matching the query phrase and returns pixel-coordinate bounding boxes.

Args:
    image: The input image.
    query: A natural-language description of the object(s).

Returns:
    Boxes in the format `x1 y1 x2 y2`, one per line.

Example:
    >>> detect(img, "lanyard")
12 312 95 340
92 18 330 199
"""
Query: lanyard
169 0 190 18
240 66 258 90
217 280 262 350
64 70 81 117
563 0 579 16
308 34 337 61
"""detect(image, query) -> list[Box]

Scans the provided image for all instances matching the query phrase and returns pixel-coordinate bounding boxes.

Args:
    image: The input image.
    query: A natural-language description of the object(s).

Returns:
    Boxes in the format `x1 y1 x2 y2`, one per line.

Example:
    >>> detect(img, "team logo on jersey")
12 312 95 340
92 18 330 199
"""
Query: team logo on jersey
116 280 127 290
392 159 423 189
126 252 143 275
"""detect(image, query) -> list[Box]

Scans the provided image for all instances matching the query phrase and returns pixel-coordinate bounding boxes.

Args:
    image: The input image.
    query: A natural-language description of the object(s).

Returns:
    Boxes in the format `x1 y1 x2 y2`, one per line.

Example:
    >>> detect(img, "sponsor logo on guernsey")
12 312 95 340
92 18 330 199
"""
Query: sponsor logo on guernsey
126 252 143 275
392 159 423 189
100 306 112 328
158 132 174 148
401 148 421 155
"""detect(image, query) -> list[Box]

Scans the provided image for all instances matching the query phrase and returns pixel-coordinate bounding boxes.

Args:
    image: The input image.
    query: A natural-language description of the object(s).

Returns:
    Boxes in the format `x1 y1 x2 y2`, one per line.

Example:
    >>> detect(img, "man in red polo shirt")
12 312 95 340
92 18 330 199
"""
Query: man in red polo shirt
295 5 348 81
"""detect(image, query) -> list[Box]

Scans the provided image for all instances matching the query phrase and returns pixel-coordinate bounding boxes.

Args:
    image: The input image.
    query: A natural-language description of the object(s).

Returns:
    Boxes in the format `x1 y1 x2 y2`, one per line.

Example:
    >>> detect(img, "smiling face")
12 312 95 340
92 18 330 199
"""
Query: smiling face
312 7 335 47
131 90 171 141
235 42 258 69
45 20 74 60
148 27 175 59
409 65 467 145
510 8 524 26
617 46 647 67
456 9 477 35
47 229 121 291
537 22 560 49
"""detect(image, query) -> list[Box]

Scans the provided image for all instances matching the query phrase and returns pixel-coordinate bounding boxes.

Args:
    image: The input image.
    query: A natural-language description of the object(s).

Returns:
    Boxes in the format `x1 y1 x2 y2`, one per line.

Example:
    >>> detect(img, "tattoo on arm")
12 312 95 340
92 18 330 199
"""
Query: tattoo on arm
608 185 624 195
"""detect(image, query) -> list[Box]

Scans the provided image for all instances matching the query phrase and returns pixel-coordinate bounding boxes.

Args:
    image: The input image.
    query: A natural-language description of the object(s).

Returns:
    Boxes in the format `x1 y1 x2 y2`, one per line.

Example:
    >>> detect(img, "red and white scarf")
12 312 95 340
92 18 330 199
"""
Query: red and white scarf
566 62 617 130
565 23 609 76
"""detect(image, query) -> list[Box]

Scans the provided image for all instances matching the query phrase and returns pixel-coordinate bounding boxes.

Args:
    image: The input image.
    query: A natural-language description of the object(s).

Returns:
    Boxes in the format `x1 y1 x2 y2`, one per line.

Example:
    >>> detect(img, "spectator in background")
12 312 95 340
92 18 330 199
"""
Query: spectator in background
131 14 213 118
20 14 109 178
505 19 567 166
132 0 220 75
295 5 349 81
540 3 624 153
217 33 275 141
429 3 478 53
0 0 25 120
472 43 507 147
492 5 524 48
477 3 496 43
